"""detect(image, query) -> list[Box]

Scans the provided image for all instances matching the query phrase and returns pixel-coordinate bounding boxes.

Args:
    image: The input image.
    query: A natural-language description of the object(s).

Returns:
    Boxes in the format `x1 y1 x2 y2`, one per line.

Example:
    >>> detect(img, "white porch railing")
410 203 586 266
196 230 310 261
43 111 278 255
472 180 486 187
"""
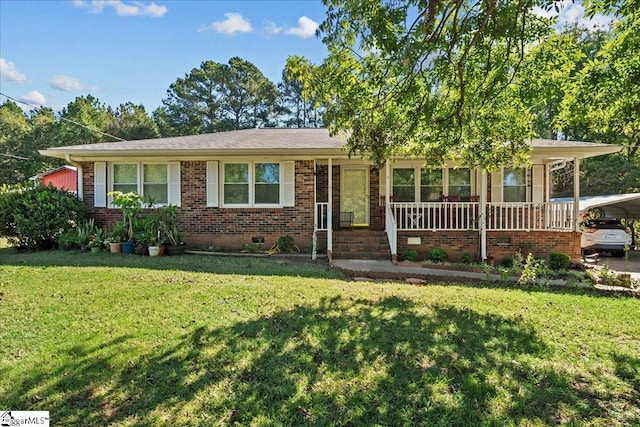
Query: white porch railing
485 202 574 231
392 202 480 231
315 202 329 231
390 202 575 232
385 203 397 257
314 201 575 233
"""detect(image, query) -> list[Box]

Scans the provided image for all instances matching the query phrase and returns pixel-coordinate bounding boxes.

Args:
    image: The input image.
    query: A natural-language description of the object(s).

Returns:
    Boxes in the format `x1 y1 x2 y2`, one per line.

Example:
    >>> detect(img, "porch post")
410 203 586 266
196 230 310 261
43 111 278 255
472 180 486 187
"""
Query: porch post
573 157 580 232
385 160 390 206
479 169 487 261
327 158 333 261
312 160 317 260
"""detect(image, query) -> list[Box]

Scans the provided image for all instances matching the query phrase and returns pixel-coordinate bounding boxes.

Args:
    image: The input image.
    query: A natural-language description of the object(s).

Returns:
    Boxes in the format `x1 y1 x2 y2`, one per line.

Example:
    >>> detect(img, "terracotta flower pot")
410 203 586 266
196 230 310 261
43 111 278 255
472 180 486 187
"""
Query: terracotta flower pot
109 242 122 253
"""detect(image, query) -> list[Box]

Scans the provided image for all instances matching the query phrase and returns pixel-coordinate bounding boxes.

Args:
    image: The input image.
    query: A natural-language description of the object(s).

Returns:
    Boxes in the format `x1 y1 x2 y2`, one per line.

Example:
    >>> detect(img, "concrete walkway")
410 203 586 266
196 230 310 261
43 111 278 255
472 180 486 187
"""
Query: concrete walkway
331 259 524 284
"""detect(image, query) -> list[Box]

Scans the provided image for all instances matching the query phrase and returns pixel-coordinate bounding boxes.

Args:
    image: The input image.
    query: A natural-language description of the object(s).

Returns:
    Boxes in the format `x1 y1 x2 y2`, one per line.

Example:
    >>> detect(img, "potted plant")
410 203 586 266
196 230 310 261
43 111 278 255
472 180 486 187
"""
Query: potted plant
108 191 142 254
159 205 186 255
88 235 102 253
143 213 162 256
108 221 127 253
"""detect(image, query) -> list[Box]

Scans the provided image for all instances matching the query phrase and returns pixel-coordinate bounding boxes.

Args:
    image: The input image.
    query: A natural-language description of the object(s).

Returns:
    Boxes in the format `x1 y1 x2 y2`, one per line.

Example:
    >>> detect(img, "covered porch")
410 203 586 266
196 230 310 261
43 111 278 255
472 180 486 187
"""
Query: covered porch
312 140 620 262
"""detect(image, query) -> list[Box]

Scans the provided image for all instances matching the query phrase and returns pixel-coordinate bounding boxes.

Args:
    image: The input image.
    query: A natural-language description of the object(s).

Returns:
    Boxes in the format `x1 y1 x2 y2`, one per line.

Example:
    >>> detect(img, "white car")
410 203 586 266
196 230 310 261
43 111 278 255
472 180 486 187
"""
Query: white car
581 218 632 257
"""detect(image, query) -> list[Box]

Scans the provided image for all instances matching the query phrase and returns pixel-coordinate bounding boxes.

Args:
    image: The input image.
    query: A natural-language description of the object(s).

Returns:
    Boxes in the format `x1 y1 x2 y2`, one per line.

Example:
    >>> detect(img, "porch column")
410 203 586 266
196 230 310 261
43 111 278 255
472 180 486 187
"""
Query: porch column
327 158 333 261
479 169 487 261
573 157 580 232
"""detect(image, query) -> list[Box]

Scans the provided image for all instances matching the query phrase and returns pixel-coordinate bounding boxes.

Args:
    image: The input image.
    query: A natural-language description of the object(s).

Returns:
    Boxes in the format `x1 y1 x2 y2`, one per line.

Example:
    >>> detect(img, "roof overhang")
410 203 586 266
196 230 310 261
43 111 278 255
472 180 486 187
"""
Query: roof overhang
553 193 640 220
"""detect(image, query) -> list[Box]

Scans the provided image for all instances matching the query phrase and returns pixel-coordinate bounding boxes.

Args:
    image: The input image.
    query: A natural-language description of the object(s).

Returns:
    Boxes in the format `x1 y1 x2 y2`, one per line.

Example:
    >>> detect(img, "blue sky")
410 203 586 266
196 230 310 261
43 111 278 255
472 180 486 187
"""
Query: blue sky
0 1 613 114
0 0 328 113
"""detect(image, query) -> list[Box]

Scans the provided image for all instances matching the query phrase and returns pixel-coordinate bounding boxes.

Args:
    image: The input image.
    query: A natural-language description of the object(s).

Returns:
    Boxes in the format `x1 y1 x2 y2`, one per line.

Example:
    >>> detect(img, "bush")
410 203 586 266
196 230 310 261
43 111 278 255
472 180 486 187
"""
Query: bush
274 234 299 253
459 253 473 264
428 247 449 263
403 249 418 262
549 252 571 270
0 182 88 250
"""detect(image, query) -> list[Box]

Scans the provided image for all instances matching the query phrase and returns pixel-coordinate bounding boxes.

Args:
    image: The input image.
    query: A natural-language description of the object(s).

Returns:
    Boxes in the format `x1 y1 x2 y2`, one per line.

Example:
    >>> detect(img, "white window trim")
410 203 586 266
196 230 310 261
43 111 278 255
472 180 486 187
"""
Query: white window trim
109 162 173 208
221 161 284 208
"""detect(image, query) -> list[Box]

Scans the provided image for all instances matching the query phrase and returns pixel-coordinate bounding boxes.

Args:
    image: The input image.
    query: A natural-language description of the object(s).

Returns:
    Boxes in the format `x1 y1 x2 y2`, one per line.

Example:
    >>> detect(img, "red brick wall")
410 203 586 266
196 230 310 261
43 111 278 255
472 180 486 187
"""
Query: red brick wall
81 160 317 252
396 230 580 263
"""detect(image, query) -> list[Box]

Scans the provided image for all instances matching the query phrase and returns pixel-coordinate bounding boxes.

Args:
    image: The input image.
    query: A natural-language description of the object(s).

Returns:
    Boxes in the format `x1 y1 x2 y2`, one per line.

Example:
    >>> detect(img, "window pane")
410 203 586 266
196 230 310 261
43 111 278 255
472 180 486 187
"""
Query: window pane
225 163 249 183
420 169 442 186
420 168 442 201
113 184 137 194
503 168 526 202
255 184 279 204
143 164 167 183
114 164 137 184
143 184 168 204
504 187 526 202
393 168 415 202
224 184 249 204
255 163 279 184
393 169 414 185
448 168 471 201
504 168 525 186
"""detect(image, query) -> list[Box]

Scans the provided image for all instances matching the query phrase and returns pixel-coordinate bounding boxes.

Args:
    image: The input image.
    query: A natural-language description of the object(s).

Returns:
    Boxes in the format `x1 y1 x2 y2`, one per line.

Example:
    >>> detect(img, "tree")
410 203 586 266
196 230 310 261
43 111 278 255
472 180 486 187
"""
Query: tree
558 1 640 159
157 57 278 136
289 0 556 168
516 26 609 140
55 95 118 146
277 65 325 128
110 102 159 140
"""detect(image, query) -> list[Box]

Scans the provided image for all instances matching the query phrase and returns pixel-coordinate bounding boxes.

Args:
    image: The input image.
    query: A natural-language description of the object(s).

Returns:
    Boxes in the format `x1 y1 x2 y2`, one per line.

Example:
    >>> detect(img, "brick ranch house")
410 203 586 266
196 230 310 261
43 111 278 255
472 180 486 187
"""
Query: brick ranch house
40 128 620 262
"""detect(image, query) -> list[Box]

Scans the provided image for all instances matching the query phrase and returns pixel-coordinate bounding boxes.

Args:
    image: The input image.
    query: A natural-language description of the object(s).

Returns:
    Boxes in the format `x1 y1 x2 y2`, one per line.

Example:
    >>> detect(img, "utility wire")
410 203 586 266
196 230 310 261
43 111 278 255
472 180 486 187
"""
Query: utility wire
0 92 128 142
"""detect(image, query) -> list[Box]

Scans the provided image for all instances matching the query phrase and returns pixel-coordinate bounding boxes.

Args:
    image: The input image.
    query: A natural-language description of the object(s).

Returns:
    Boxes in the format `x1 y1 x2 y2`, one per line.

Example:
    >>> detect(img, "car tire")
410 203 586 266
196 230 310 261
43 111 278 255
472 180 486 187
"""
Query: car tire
611 250 626 258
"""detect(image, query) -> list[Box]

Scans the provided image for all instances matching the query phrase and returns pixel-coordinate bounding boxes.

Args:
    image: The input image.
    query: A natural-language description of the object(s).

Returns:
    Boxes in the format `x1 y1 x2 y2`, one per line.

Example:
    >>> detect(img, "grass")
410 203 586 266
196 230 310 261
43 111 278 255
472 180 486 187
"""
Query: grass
1 249 639 426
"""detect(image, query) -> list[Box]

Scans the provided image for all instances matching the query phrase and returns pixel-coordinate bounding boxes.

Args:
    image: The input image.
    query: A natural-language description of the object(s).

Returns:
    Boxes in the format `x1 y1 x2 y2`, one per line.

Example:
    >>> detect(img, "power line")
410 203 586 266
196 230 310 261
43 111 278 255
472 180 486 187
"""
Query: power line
0 92 128 142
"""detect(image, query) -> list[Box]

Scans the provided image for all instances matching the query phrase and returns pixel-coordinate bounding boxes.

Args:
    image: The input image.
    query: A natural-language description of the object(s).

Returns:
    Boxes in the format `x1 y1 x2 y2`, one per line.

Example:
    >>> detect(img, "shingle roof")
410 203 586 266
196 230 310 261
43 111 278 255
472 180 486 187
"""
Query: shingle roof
39 128 620 160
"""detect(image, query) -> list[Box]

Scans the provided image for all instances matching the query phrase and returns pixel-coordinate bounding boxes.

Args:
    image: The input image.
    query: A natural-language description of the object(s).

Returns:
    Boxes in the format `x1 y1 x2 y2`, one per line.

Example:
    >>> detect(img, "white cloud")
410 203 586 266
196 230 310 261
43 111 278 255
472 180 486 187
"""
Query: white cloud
0 58 27 84
532 2 614 30
49 74 98 91
285 16 319 38
20 91 46 108
264 21 283 36
73 0 168 18
199 12 252 35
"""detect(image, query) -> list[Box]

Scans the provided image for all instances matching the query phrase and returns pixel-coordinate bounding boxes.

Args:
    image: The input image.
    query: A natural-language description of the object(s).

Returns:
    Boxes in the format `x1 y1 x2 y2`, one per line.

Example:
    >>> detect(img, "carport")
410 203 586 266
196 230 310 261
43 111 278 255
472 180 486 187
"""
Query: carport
553 193 640 244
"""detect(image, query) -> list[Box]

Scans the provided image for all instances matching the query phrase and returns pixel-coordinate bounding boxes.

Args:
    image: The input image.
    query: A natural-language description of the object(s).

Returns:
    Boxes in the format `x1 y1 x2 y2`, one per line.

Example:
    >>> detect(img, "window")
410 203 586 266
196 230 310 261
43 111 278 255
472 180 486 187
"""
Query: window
113 164 138 194
503 168 526 202
143 164 168 204
448 168 471 201
255 163 280 204
110 163 173 206
393 168 415 202
224 163 249 204
420 168 442 201
221 162 285 206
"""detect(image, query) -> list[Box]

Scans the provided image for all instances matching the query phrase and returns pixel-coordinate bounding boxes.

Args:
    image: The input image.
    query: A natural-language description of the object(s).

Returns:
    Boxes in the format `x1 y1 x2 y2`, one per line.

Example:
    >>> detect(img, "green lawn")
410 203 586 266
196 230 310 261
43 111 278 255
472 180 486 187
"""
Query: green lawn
1 250 639 426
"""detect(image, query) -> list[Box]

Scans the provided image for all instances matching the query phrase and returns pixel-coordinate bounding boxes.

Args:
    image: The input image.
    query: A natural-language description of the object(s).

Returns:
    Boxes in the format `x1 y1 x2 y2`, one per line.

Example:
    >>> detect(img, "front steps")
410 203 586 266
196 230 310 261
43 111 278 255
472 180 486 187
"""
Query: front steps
331 229 391 260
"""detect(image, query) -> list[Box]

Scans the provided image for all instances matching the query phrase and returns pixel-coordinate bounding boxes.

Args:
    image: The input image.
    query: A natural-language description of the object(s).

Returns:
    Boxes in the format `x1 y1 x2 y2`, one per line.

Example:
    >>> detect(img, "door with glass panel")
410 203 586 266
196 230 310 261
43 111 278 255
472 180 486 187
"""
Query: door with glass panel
341 167 369 227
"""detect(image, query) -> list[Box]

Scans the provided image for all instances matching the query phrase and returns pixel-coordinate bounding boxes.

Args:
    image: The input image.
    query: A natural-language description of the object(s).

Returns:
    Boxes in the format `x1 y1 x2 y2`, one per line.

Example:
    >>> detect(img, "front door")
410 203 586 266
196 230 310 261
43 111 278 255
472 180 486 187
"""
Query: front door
341 166 369 227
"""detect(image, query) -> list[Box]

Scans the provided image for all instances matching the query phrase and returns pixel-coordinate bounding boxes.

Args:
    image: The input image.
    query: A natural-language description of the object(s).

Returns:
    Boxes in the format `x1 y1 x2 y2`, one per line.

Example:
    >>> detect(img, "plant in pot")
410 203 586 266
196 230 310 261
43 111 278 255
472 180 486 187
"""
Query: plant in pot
159 205 186 255
76 219 97 252
143 213 162 256
108 221 128 253
108 191 142 254
88 235 102 253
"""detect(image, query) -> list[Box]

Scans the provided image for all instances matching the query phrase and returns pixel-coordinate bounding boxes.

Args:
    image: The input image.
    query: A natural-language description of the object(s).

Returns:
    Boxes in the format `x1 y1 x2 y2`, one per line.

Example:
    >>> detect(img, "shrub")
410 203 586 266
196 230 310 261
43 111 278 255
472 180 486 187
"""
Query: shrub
428 247 449 263
498 257 514 269
274 235 299 253
403 249 418 262
549 252 571 270
459 253 473 264
0 182 88 250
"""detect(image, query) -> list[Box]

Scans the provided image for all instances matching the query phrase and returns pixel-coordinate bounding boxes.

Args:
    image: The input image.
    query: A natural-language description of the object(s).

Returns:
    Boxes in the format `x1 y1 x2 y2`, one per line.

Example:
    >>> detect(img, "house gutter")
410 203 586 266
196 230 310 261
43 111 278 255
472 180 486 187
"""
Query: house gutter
65 154 83 200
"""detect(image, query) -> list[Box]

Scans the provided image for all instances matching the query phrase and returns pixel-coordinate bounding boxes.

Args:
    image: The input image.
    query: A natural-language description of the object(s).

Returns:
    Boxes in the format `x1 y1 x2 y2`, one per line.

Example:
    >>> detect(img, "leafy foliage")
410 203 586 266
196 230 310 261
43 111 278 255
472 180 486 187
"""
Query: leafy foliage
549 252 571 270
0 182 88 250
428 247 449 263
289 0 559 168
